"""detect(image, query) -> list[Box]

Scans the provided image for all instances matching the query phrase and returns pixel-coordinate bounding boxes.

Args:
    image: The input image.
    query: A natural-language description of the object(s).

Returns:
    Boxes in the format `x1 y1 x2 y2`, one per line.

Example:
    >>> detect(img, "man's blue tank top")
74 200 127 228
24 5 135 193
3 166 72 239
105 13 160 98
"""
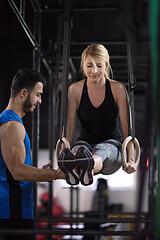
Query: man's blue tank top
0 110 34 219
77 79 123 144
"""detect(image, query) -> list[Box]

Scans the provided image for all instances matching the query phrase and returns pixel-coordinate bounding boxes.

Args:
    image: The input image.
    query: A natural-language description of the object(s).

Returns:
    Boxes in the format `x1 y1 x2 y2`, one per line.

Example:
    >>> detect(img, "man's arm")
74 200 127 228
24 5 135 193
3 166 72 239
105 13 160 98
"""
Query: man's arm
0 121 64 182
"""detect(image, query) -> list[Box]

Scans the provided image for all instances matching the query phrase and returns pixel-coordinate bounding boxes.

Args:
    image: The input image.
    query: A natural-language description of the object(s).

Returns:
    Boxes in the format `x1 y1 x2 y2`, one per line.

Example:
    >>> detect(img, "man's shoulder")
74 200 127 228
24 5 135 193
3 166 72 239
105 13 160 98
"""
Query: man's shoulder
0 110 22 124
0 110 24 136
0 120 25 143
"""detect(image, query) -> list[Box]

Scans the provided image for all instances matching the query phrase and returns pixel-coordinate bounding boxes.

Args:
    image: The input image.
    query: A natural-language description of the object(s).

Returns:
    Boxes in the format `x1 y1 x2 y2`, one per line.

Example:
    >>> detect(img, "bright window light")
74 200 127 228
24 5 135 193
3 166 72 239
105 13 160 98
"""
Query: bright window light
38 150 136 190
61 167 136 190
93 167 136 190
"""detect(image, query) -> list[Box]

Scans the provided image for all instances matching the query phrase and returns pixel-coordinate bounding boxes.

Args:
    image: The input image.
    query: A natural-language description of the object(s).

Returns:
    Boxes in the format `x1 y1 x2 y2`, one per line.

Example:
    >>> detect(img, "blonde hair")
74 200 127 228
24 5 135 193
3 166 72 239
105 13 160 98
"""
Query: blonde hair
80 43 113 79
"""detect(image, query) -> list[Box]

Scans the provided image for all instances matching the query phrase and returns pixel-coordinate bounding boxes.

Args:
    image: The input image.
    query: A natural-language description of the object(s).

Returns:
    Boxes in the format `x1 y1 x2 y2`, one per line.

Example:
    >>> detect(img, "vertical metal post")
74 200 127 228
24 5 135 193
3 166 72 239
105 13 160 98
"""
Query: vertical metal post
43 12 64 240
32 4 41 238
70 186 73 235
48 70 54 240
126 32 143 234
76 186 79 220
55 13 63 141
42 59 54 240
60 0 75 228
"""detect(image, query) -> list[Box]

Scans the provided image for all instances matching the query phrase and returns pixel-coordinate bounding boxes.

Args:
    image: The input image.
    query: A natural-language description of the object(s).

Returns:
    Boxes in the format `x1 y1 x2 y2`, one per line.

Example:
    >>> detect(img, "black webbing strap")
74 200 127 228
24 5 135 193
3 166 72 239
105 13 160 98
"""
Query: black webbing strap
127 32 136 139
59 0 73 139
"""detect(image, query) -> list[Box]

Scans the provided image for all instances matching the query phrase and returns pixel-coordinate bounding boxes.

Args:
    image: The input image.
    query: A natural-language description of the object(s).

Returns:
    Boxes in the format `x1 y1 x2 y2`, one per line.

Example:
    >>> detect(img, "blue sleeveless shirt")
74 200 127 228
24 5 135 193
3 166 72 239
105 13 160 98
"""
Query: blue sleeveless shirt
0 110 34 219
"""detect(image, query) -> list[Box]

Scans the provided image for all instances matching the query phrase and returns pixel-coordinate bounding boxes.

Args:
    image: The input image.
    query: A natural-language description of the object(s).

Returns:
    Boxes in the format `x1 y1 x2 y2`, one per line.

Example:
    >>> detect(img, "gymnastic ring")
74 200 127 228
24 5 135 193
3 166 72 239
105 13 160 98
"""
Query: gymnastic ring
56 137 70 160
121 136 140 169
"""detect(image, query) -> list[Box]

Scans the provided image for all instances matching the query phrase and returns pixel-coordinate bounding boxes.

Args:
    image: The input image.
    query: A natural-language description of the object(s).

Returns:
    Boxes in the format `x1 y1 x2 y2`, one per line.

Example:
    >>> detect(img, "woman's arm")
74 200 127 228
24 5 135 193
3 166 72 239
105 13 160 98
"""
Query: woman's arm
66 83 79 144
111 81 136 173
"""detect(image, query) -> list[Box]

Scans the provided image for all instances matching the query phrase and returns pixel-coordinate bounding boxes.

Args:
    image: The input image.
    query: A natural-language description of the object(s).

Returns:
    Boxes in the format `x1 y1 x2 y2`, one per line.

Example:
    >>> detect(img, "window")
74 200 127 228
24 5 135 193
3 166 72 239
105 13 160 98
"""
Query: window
61 167 136 190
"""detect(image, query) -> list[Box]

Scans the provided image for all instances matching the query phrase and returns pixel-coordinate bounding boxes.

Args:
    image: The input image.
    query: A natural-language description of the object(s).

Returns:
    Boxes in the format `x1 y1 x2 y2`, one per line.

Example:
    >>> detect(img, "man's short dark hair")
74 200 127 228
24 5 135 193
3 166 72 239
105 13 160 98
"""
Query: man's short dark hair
11 69 46 98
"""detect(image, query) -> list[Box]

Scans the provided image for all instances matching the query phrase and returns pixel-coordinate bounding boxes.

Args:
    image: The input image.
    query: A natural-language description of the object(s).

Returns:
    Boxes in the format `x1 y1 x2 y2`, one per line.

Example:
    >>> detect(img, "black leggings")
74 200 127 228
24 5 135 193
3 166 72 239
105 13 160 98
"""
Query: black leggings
0 219 34 240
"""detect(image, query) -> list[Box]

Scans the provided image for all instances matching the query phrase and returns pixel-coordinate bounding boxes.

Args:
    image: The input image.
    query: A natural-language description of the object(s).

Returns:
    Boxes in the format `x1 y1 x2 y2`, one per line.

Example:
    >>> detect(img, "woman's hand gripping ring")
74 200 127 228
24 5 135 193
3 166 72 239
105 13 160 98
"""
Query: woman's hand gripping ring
121 136 140 169
56 137 70 160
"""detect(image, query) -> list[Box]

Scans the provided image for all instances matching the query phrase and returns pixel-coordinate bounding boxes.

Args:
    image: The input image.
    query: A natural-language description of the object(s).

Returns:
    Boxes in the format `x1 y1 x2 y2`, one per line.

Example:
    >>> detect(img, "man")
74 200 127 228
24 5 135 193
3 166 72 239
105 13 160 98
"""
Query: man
0 69 64 240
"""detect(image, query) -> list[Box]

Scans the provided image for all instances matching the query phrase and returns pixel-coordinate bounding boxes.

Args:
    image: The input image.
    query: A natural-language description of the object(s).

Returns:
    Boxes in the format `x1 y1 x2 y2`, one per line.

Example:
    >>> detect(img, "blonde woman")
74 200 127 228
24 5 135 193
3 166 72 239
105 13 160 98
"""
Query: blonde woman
58 44 136 186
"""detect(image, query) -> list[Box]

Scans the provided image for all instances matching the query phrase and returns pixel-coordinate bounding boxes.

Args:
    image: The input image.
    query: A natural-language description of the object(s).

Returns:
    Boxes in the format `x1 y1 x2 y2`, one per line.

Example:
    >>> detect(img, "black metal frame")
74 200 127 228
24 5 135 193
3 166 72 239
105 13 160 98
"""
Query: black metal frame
0 213 153 237
5 0 154 239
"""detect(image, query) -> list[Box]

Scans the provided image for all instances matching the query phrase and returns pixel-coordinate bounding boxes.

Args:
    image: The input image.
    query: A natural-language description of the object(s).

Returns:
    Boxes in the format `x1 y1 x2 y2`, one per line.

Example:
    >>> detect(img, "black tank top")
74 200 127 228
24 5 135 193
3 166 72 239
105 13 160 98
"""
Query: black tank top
77 79 122 144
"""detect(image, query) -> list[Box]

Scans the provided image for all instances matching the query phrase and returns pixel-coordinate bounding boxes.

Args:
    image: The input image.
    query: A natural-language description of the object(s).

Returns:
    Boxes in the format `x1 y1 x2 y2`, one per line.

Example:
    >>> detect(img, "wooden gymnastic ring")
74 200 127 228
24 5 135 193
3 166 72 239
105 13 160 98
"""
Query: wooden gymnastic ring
121 136 140 169
56 137 70 160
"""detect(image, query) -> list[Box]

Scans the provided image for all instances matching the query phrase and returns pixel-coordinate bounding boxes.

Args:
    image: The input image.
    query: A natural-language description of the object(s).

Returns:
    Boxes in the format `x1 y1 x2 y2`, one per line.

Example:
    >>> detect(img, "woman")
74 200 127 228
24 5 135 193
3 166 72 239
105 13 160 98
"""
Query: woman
58 44 136 186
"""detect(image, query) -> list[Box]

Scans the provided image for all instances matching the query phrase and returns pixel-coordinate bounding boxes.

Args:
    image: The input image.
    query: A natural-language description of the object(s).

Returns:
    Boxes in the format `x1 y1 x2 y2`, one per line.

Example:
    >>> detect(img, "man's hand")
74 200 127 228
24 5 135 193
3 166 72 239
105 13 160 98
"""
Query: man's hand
42 161 52 169
42 161 65 180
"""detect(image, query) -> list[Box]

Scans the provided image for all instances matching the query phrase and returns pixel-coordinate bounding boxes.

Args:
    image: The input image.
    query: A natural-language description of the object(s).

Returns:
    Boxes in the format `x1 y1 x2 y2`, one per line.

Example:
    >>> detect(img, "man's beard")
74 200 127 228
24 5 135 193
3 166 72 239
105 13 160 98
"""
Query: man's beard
23 95 33 114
